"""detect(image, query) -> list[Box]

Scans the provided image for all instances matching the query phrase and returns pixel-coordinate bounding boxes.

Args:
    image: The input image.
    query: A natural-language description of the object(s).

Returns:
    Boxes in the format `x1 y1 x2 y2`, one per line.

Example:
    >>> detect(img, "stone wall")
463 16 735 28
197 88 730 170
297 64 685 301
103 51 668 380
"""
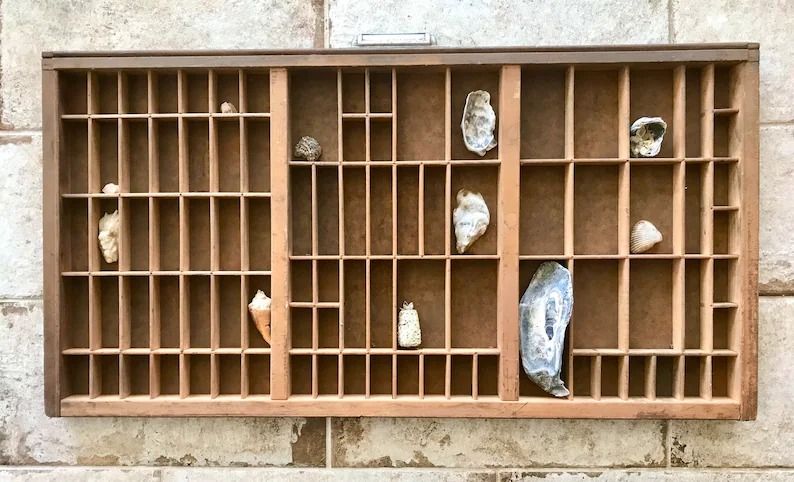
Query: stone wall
1 1 792 479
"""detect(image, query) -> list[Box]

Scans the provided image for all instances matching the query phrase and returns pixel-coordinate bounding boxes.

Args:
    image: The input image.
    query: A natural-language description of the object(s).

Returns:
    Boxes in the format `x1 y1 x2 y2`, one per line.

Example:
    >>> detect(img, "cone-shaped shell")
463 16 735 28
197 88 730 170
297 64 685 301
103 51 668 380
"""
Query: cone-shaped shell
630 220 663 253
248 290 272 344
461 90 497 156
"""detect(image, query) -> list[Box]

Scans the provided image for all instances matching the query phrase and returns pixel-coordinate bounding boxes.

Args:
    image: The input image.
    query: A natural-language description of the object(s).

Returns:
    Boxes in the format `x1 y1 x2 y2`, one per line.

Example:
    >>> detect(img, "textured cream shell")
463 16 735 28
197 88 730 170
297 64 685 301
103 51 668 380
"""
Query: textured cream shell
630 220 663 253
461 90 497 156
294 136 322 161
101 183 119 194
398 301 421 348
98 210 120 264
453 189 490 254
248 290 272 344
220 101 238 113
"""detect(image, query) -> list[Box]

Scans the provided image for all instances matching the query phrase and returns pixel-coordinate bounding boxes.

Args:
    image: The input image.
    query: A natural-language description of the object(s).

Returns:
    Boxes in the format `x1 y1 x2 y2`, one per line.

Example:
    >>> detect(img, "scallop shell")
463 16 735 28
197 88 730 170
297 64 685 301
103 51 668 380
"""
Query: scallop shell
519 261 573 397
630 220 663 253
294 136 322 161
398 301 421 348
220 101 238 114
101 183 119 194
630 116 667 157
248 290 272 344
453 189 490 254
461 90 497 156
98 210 120 264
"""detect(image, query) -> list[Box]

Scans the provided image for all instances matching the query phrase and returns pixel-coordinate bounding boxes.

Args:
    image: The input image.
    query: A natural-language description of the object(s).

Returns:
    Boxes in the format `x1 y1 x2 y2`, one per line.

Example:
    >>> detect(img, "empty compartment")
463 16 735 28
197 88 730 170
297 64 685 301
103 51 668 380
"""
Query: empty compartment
247 198 271 270
397 260 444 348
655 356 676 398
450 165 499 255
187 199 210 270
215 71 240 113
630 165 673 254
155 72 179 113
98 276 120 348
422 166 446 255
571 356 593 398
450 67 500 160
371 119 393 162
290 355 312 395
451 355 473 396
188 276 211 348
156 276 180 348
290 308 312 349
573 260 618 349
714 259 737 303
155 198 180 271
244 71 270 113
520 166 565 255
64 277 89 349
630 259 673 349
186 72 209 113
98 120 119 189
247 354 271 395
246 119 271 191
245 275 271 348
125 198 149 271
122 72 148 114
94 72 119 114
370 355 393 395
343 167 367 255
396 69 445 161
574 70 618 158
423 355 446 396
124 355 149 396
158 354 180 395
370 260 394 349
714 115 737 158
60 72 88 115
61 120 88 193
370 70 393 113
188 354 210 395
63 356 89 396
187 120 210 191
713 163 735 206
218 275 242 348
713 211 737 255
397 355 419 396
684 260 702 349
124 120 149 193
684 356 702 398
685 164 704 254
451 259 497 348
217 119 241 191
342 119 366 161
713 308 737 351
62 199 88 271
342 70 366 113
290 260 312 303
96 197 119 271
712 356 734 398
126 276 150 348
317 260 340 302
218 354 241 395
318 308 340 349
521 68 566 159
396 166 419 255
291 69 338 162
343 260 366 348
318 355 339 395
477 355 498 396
155 120 180 192
218 198 241 271
370 166 394 255
685 68 703 158
574 165 618 254
290 166 312 256
714 65 736 110
317 167 340 255
343 355 366 395
630 69 675 158
628 356 648 398
98 355 120 395
600 356 620 397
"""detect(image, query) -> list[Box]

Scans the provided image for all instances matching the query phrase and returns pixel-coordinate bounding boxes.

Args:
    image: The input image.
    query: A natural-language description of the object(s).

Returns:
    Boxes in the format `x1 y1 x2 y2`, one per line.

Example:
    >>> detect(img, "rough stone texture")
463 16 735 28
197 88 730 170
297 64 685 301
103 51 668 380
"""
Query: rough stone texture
0 0 321 129
328 0 668 48
669 297 794 467
332 418 665 468
672 0 794 123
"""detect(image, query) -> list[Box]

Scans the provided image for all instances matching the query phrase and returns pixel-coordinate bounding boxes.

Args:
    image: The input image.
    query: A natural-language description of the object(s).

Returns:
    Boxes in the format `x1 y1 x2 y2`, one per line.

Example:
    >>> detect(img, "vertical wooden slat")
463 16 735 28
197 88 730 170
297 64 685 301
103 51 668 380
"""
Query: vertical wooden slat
618 355 629 400
337 69 346 396
472 354 479 400
673 355 685 400
699 66 715 402
617 67 631 401
672 65 687 356
645 356 657 400
563 68 575 395
150 353 160 399
179 352 190 398
392 69 399 359
590 356 602 400
443 68 452 374
497 65 521 401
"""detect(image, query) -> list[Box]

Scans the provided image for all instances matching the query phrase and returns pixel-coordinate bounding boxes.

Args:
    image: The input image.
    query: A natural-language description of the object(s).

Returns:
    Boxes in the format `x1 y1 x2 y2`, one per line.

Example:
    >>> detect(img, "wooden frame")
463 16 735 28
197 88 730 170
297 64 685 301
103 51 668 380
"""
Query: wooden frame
43 44 759 419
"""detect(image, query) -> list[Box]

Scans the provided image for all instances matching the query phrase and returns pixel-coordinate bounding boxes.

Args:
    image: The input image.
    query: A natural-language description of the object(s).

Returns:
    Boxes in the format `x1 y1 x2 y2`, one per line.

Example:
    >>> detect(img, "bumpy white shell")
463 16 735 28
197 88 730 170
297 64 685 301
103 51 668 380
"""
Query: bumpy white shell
98 210 120 264
220 101 238 114
294 136 322 161
461 90 497 156
248 290 272 344
630 220 663 253
453 189 490 254
398 301 421 348
101 183 119 194
630 117 667 157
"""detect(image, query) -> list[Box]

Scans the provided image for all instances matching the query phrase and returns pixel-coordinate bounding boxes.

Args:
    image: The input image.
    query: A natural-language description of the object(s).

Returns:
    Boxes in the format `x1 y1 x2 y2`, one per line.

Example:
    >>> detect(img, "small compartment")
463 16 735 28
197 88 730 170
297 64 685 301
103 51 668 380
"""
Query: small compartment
218 198 241 271
247 198 271 270
155 120 180 192
218 354 241 395
423 355 446 396
98 355 120 395
63 277 89 349
122 73 148 114
290 355 312 395
290 260 312 303
158 354 180 395
451 259 497 348
187 198 210 270
290 166 312 256
371 119 393 161
124 355 149 396
318 355 339 395
343 260 366 348
630 165 673 254
713 66 735 110
155 198 180 271
94 72 119 114
396 69 445 161
397 355 419 396
245 275 271 348
370 166 393 255
186 72 209 113
630 259 673 349
343 355 366 395
572 356 592 397
244 71 270 113
520 166 565 255
215 71 240 113
396 166 419 255
451 355 473 396
343 167 367 255
342 118 366 161
124 120 149 193
574 70 618 158
450 67 500 160
156 276 180 348
685 164 704 254
62 199 88 271
63 356 89 396
477 355 498 396
126 276 150 348
247 354 271 395
573 260 618 349
655 356 676 398
317 167 340 255
397 260 445 349
318 308 340 349
290 308 312 349
125 198 149 271
630 69 674 158
188 354 210 395
60 72 88 115
712 356 734 398
713 163 734 206
574 165 618 254
370 355 393 395
187 120 210 192
714 308 737 351
714 115 736 158
370 260 393 349
628 356 648 398
450 165 498 255
246 119 271 191
96 197 119 271
342 71 366 113
684 260 702 349
98 276 120 348
713 211 737 255
685 68 703 158
188 275 211 348
714 259 736 303
521 68 566 159
61 120 88 193
422 166 446 255
370 70 393 113
218 275 242 348
217 119 241 191
155 72 179 113
684 356 702 398
318 260 339 302
600 356 620 397
98 120 119 189
290 70 338 162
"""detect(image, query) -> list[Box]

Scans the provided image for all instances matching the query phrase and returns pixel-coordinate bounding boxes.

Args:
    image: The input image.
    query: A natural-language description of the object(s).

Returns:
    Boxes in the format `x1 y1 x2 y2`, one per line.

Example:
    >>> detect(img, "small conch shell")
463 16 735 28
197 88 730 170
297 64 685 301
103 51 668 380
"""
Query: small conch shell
248 290 272 344
630 220 663 253
101 183 119 194
461 90 497 156
98 210 120 264
398 301 421 348
630 117 667 157
453 189 490 254
220 101 238 114
294 136 322 161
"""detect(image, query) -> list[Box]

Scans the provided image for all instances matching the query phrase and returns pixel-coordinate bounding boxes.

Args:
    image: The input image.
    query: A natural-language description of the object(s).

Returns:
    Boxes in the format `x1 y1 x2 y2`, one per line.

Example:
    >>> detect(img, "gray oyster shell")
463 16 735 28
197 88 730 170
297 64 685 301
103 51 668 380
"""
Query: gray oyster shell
519 261 573 397
461 90 497 156
294 136 322 161
629 116 667 157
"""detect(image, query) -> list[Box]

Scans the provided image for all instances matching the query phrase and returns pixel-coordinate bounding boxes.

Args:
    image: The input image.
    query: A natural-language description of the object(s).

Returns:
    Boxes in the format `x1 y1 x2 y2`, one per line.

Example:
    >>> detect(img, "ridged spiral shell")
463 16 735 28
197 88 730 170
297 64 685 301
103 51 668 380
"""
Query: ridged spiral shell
630 220 663 253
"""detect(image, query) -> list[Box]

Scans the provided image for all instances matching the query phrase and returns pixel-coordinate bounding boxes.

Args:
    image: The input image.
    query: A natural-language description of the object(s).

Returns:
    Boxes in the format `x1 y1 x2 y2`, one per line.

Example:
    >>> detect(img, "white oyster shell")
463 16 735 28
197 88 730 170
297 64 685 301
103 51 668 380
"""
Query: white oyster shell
294 136 322 161
248 290 272 344
630 220 663 254
519 261 573 397
98 210 120 264
453 189 490 254
101 183 119 194
630 116 667 157
220 101 238 114
398 301 421 348
461 90 497 156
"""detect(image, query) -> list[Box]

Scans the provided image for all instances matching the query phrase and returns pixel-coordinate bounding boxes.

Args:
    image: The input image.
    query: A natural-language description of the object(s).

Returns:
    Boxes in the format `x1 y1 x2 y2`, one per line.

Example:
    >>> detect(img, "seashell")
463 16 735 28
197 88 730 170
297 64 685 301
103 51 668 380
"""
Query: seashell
630 117 667 157
461 90 497 156
98 210 120 264
398 301 421 348
630 220 663 254
220 101 238 114
453 189 490 254
101 183 119 194
520 261 573 397
248 290 272 344
294 136 322 161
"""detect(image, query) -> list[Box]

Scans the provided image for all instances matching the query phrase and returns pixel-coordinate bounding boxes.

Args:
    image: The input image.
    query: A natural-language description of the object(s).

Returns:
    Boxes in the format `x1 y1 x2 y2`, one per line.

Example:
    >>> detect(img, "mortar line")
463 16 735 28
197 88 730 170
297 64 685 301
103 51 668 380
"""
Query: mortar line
667 0 675 43
326 417 332 468
666 420 672 468
0 129 42 136
0 296 44 302
324 0 331 48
